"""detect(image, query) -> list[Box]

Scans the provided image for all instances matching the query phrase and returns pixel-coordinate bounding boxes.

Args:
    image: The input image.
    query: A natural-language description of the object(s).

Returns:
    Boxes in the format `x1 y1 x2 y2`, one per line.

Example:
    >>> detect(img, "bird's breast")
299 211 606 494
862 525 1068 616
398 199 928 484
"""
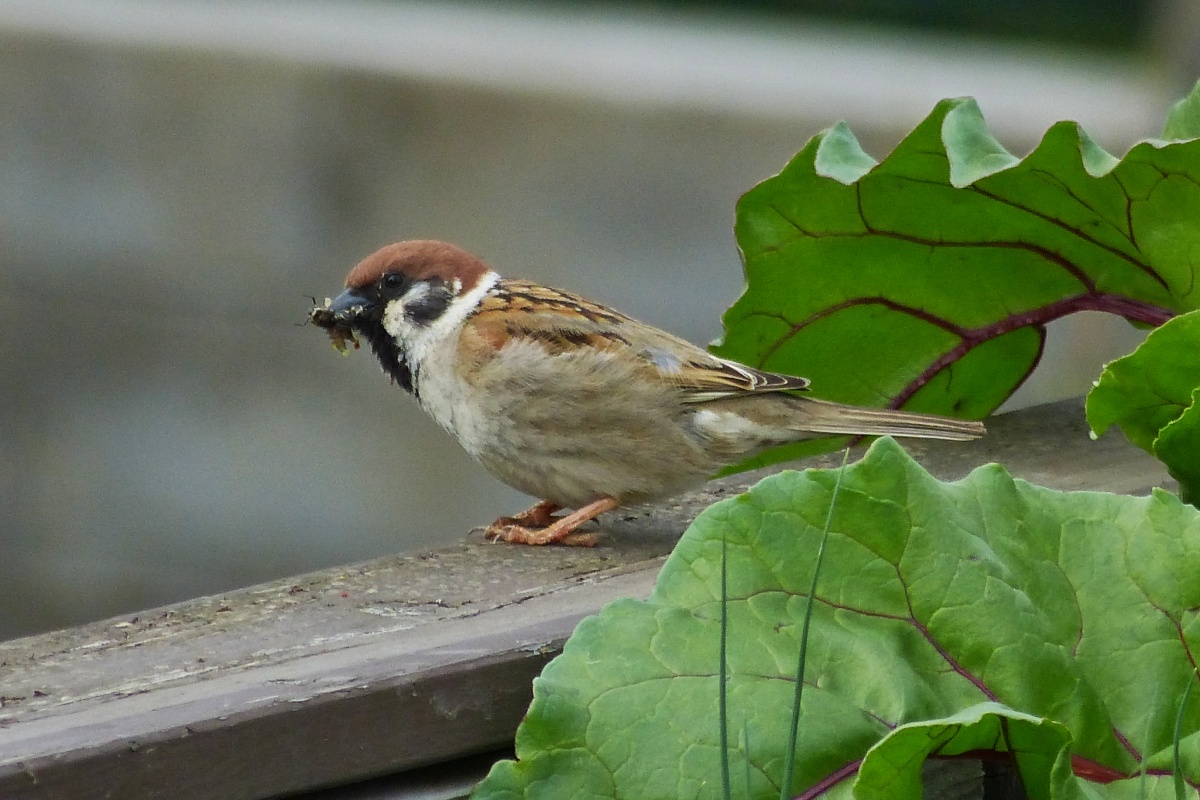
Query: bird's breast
411 336 498 458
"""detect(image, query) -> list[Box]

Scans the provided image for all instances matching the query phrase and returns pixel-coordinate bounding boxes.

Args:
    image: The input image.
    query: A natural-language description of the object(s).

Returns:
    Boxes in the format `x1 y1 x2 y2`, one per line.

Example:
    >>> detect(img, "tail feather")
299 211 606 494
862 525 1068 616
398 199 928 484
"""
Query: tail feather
796 398 985 441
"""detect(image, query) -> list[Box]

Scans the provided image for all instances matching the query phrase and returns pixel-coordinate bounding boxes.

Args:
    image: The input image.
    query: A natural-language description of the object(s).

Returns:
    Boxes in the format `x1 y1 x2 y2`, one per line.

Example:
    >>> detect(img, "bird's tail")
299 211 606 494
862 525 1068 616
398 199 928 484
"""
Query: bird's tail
793 397 986 441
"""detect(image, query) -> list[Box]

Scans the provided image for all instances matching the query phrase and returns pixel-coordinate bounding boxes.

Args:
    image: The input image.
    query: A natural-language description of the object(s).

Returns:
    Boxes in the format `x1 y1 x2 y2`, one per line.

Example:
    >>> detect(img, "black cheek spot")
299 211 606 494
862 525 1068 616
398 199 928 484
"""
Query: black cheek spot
406 287 454 326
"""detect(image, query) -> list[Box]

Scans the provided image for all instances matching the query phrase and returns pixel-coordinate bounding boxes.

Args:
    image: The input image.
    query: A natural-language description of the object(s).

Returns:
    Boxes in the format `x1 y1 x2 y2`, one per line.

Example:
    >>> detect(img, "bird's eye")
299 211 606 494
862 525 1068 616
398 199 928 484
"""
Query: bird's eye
381 273 407 290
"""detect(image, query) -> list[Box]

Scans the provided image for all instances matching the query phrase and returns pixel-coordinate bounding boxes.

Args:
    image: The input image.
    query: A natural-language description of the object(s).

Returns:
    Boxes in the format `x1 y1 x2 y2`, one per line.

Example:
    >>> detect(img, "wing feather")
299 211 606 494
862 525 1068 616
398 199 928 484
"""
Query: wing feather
469 280 811 401
664 356 810 402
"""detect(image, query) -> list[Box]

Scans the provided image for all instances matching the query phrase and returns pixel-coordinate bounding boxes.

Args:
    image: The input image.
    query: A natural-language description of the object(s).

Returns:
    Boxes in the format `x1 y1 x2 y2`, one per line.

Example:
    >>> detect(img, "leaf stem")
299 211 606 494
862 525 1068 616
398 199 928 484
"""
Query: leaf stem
748 291 1175 414
887 293 1173 411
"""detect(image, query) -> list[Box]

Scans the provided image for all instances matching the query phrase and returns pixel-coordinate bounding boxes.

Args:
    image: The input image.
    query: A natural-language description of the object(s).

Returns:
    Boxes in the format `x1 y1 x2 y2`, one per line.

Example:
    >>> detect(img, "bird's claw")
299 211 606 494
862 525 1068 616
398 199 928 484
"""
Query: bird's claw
482 523 598 547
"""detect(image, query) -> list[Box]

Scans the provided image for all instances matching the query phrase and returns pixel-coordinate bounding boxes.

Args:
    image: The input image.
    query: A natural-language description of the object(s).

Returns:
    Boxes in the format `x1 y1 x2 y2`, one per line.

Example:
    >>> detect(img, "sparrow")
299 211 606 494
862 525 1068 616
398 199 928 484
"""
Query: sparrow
310 240 985 546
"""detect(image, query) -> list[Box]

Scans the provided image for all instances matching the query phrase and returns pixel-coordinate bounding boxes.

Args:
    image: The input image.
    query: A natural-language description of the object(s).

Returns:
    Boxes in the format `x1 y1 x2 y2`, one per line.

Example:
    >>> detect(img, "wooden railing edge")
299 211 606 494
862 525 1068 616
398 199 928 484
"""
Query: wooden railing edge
0 399 1173 799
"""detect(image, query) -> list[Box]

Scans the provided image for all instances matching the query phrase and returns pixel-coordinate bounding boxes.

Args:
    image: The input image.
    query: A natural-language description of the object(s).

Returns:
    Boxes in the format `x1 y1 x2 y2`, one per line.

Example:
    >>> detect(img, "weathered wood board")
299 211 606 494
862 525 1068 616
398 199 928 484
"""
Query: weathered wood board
0 400 1173 799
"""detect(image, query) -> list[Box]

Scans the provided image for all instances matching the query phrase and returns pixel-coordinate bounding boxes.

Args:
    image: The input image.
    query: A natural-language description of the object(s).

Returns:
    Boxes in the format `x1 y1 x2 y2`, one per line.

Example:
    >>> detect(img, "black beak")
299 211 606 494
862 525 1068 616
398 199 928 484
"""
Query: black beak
324 288 375 323
311 288 375 331
310 285 412 391
310 288 377 354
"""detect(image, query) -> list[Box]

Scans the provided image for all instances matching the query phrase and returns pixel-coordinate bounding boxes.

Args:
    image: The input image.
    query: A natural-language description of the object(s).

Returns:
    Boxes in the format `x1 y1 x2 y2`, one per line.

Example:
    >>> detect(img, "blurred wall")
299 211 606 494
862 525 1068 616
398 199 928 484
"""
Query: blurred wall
0 0 1177 638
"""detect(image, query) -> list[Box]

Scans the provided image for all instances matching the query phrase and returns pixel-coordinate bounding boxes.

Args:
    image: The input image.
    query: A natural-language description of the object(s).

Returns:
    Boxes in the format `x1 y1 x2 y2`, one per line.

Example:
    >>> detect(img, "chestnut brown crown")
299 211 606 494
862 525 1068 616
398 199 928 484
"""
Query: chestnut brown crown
344 240 491 293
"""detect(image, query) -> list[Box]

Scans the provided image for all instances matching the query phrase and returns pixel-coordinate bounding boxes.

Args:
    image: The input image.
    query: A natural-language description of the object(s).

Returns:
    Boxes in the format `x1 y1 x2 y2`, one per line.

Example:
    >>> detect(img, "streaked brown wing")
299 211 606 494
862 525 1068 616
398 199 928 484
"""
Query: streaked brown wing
468 280 633 352
470 279 811 400
672 359 810 402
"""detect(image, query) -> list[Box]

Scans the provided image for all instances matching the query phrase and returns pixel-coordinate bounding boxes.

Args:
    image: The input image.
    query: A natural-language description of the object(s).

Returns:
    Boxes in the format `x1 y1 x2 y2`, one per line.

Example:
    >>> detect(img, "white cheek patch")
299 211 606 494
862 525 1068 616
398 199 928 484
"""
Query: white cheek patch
382 271 501 368
381 285 429 342
381 299 410 339
403 281 431 305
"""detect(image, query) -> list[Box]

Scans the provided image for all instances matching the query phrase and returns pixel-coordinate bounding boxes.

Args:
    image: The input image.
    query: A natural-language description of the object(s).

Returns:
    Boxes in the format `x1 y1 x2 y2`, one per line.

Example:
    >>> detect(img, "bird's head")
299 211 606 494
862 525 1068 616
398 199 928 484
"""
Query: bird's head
309 240 495 393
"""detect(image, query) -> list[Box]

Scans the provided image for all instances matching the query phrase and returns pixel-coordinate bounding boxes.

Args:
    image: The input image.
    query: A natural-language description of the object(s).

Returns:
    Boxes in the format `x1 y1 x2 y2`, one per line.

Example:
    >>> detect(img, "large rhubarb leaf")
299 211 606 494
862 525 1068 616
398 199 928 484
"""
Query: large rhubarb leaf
473 438 1200 800
1164 82 1200 141
856 704 1076 800
714 94 1200 469
1087 310 1200 503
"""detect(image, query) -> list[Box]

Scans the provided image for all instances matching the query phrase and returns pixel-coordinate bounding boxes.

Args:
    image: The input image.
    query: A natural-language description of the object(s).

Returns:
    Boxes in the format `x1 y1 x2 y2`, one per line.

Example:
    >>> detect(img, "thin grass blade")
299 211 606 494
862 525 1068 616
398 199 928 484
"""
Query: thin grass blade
780 449 850 800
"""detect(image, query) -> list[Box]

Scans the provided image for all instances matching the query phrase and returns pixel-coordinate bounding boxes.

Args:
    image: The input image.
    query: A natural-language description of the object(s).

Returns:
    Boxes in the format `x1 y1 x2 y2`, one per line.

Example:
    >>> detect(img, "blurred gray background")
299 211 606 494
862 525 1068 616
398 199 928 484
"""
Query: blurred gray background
0 0 1193 639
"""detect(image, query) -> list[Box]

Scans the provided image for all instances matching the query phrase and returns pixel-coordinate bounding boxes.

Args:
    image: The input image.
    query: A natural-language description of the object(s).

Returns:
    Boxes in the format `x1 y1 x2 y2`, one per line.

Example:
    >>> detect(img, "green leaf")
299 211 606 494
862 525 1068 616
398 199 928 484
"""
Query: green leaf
1179 678 1199 800
717 92 1200 467
1157 392 1200 505
814 121 877 184
1086 310 1200 501
856 704 1075 800
473 439 1200 800
1164 81 1200 140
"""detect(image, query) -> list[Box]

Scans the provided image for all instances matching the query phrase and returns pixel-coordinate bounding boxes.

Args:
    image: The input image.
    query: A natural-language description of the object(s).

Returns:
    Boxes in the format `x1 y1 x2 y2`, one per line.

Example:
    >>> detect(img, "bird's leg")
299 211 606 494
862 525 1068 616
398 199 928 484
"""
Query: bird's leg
483 497 619 546
494 499 562 529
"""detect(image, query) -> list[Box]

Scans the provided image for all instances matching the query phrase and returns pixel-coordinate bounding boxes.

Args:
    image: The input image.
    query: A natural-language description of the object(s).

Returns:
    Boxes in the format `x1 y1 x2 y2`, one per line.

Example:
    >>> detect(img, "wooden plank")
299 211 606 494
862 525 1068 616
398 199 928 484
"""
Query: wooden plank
0 399 1172 799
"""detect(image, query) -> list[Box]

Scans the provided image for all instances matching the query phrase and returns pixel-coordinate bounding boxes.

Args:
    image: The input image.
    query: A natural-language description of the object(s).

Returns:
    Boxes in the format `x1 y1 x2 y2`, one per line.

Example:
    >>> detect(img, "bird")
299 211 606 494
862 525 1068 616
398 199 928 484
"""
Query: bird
310 240 985 546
